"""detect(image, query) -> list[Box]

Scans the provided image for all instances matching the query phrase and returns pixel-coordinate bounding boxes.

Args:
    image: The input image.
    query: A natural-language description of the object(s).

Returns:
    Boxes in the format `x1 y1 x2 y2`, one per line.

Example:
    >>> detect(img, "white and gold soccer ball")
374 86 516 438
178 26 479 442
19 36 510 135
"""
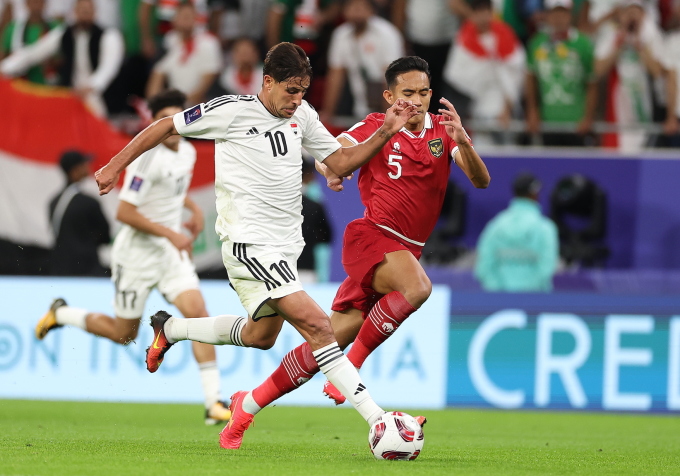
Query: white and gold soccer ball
368 411 424 460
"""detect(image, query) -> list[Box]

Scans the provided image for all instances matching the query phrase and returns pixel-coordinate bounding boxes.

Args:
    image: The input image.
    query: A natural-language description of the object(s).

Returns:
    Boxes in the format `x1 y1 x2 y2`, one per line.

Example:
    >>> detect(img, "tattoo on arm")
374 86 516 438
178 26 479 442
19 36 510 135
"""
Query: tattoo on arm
377 128 393 140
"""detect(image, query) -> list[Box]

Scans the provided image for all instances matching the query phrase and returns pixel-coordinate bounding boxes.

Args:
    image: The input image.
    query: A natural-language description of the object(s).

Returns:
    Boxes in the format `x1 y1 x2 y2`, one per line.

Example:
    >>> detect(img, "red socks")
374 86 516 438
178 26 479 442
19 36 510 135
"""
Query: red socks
250 291 416 408
251 342 319 408
347 291 416 368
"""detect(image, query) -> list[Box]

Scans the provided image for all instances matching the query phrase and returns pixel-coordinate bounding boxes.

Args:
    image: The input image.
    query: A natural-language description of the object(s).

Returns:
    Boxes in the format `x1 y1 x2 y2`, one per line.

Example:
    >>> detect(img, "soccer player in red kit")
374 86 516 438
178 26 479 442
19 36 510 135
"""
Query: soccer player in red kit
220 57 489 443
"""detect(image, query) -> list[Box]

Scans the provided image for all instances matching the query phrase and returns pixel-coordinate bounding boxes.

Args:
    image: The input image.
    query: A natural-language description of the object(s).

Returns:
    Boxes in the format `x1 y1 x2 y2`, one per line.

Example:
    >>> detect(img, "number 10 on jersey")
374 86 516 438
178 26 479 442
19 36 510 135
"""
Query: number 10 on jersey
265 131 288 157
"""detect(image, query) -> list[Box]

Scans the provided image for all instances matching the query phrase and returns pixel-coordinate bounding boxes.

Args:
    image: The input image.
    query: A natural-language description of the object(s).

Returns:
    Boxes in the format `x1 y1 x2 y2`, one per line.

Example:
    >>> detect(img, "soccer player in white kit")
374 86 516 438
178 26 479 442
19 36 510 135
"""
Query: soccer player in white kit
94 42 419 450
35 90 232 426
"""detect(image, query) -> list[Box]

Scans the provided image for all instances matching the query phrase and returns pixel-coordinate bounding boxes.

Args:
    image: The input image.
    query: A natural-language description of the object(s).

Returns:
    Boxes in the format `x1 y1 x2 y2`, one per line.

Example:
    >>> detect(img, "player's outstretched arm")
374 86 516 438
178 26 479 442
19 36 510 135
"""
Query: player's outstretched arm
95 117 179 195
439 97 490 189
117 201 193 253
322 99 417 177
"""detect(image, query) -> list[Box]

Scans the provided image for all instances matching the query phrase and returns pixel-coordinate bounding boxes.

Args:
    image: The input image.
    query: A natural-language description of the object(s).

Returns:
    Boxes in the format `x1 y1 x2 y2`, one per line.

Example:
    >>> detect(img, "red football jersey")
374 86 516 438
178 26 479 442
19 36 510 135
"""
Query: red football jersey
339 112 462 246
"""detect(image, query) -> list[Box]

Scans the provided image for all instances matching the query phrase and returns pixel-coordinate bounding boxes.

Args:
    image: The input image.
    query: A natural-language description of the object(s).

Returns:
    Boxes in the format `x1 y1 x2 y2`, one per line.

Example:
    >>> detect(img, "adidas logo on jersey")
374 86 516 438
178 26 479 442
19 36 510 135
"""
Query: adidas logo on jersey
354 383 366 395
246 127 259 136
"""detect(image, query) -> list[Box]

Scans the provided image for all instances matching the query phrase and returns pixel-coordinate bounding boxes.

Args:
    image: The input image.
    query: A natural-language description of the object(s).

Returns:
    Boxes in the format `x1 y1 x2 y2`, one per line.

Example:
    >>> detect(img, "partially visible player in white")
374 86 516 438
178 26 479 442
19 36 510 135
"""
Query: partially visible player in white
35 89 232 426
93 42 418 450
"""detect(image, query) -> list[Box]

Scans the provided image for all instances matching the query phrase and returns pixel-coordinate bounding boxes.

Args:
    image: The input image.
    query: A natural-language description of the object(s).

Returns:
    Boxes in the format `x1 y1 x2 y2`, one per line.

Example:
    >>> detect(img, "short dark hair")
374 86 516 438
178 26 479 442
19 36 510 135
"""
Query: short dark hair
147 89 187 117
513 172 542 198
263 42 313 83
470 0 492 11
385 56 431 89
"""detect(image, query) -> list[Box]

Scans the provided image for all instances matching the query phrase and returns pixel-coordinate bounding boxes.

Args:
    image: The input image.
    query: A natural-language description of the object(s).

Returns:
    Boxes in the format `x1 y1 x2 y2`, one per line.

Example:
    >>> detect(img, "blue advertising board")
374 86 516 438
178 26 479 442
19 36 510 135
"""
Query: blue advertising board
448 292 680 412
0 278 451 409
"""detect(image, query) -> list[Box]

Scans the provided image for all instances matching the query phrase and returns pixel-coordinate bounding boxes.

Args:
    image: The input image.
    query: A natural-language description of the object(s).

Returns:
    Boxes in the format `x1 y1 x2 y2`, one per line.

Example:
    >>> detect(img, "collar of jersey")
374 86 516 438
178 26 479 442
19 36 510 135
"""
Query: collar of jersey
399 112 433 139
255 94 288 120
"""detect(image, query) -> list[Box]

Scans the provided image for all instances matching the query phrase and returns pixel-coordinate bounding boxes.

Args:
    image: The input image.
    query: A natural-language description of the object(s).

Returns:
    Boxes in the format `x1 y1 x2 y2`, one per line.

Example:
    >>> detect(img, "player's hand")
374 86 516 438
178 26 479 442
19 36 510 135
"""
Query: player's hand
326 171 353 192
94 165 119 196
183 209 204 239
439 98 470 145
168 231 193 254
383 98 418 135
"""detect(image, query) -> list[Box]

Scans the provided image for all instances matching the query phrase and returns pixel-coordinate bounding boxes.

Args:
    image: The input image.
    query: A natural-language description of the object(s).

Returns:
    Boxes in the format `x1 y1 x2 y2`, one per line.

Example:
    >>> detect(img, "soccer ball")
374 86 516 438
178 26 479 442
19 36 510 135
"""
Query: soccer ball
368 411 424 460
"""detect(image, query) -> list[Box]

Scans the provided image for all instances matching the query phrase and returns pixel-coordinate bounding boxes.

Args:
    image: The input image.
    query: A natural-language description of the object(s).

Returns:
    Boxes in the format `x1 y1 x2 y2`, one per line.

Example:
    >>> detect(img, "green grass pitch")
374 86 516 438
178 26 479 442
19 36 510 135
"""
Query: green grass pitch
1 400 679 475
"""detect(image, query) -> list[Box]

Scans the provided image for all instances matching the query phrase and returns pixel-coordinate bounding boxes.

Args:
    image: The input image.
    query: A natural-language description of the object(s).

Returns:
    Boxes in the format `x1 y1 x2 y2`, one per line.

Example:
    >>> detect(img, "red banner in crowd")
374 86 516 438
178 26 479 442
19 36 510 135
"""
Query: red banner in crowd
0 78 216 189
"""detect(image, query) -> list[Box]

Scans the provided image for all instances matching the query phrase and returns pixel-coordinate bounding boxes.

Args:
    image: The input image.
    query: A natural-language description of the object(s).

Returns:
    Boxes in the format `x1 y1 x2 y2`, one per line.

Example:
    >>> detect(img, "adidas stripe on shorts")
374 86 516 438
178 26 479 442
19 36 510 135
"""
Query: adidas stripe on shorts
221 238 305 320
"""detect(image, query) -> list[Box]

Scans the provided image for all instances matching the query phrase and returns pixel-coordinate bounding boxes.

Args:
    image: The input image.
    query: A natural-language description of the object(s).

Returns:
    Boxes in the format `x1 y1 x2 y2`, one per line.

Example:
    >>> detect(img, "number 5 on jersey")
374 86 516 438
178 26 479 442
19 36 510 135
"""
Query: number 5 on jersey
388 154 402 179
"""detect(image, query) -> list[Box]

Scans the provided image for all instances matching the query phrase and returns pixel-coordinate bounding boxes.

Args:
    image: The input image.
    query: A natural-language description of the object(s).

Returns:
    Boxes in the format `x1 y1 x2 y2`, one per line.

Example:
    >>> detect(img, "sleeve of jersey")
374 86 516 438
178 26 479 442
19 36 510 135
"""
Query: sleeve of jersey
118 153 154 207
300 106 342 162
337 115 379 146
173 100 232 140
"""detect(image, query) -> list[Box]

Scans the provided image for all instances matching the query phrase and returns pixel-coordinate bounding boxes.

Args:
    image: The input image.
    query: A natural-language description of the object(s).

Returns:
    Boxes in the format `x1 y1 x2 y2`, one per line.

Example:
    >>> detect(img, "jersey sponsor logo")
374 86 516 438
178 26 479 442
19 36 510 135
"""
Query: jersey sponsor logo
393 141 401 152
183 105 202 125
246 127 259 136
290 123 298 135
130 176 144 191
428 138 444 158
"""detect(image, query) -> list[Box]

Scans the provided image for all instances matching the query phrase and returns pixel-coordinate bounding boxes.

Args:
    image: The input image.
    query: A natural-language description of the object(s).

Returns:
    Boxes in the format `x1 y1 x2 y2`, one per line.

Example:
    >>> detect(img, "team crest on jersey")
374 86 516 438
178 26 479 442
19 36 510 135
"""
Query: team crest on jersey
184 105 202 125
290 123 298 135
428 138 444 158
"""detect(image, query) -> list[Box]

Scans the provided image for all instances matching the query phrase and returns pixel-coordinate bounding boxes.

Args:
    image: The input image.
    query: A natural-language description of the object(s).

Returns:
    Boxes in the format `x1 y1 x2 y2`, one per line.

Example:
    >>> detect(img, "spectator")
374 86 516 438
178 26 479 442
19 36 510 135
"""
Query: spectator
391 0 462 113
474 173 559 292
49 150 111 277
321 0 404 121
443 0 525 145
219 37 263 96
0 0 60 84
502 0 545 45
0 1 11 35
578 0 660 37
265 0 339 51
595 0 673 151
0 0 124 117
146 2 221 106
139 0 208 59
298 157 332 283
209 0 270 49
525 0 597 146
663 4 680 146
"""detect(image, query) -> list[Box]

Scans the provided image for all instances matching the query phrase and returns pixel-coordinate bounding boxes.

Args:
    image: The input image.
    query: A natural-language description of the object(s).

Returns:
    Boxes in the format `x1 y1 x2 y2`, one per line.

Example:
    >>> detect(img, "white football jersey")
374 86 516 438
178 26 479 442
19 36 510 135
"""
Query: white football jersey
173 95 341 245
112 140 196 265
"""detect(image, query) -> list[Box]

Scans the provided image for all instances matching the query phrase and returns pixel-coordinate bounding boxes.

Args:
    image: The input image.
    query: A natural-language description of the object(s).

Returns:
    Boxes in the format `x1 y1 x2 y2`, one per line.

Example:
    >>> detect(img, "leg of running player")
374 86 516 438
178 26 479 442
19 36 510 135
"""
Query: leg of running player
239 308 363 412
159 310 285 350
347 250 431 368
173 289 232 424
219 292 384 449
35 297 143 344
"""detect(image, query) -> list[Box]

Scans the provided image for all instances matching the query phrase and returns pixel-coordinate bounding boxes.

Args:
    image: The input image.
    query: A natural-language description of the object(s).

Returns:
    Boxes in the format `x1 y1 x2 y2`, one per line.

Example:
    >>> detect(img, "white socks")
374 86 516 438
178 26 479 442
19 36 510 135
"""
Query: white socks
313 342 384 425
164 315 246 346
55 306 88 330
241 392 262 415
198 361 222 409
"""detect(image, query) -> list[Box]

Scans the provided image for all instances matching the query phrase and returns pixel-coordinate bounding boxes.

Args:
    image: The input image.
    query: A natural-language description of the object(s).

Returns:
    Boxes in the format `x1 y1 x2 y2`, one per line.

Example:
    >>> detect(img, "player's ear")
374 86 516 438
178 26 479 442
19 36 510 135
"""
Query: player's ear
263 75 274 91
383 89 393 104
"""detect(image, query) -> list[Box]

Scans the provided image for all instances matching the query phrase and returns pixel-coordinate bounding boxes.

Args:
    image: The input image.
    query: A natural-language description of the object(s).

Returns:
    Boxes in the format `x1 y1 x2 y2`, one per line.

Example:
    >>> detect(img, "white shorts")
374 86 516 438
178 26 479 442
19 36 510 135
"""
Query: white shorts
111 248 200 319
222 238 304 320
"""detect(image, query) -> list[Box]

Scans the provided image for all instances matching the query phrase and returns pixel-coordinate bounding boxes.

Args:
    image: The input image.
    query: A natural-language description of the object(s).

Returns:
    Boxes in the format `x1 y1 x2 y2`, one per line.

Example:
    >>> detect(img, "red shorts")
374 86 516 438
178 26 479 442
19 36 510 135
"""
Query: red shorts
331 218 422 318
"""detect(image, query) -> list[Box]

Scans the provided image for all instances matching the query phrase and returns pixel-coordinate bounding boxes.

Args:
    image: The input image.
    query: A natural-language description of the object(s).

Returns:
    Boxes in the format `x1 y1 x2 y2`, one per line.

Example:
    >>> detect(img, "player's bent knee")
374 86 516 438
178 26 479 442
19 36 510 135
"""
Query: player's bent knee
406 278 432 309
248 335 277 350
301 316 335 342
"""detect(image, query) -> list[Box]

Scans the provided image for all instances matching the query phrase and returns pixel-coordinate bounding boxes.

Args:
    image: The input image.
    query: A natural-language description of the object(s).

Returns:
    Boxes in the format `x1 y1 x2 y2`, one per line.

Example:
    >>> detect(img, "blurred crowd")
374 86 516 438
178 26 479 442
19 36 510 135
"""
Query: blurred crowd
1 0 680 150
